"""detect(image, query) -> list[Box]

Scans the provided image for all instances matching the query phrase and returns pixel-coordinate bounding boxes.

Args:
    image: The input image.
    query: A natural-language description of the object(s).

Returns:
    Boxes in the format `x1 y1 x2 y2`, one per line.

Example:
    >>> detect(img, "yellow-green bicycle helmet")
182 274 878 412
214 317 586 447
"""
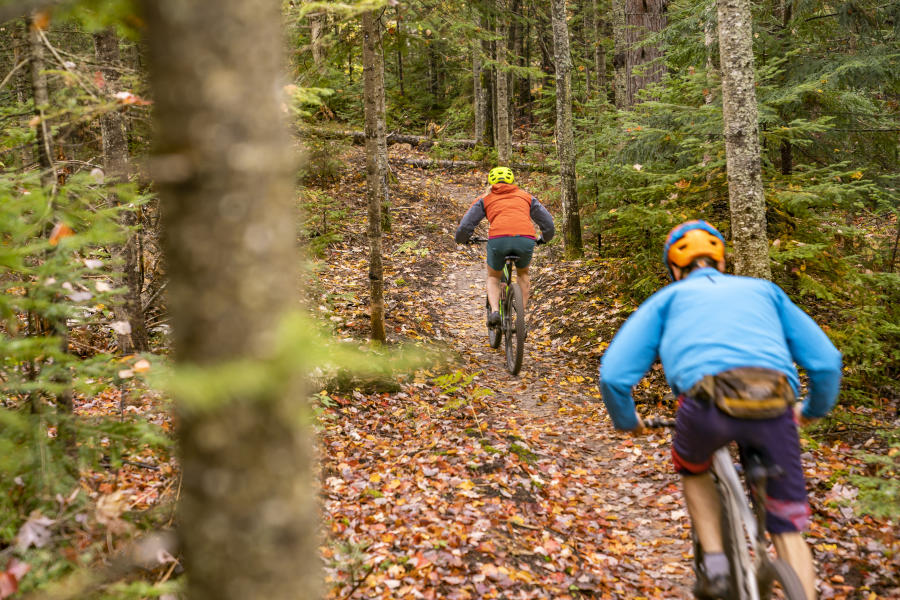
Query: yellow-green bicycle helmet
488 166 515 185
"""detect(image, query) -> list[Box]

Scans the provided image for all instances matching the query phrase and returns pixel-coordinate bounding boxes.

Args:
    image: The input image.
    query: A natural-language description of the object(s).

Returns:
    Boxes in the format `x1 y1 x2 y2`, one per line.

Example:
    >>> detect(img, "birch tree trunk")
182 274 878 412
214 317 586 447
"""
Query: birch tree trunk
551 0 583 258
716 0 772 279
495 0 512 163
612 0 627 108
140 2 321 598
93 28 150 354
363 10 387 342
309 11 324 66
26 12 55 188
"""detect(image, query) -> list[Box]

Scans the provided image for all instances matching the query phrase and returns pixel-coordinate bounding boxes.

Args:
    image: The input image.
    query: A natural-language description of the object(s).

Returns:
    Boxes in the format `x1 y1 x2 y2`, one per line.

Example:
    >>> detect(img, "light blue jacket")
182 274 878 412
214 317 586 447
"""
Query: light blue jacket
598 268 842 430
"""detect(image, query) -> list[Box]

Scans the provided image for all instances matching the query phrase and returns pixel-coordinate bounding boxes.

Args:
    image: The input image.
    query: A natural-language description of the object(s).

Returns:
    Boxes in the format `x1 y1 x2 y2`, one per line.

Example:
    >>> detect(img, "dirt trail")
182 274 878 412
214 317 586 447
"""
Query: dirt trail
421 177 695 596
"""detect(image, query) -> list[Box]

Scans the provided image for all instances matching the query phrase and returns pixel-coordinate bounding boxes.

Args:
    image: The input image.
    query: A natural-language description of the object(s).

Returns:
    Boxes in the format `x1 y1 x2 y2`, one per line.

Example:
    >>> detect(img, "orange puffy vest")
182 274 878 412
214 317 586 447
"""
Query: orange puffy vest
480 183 537 239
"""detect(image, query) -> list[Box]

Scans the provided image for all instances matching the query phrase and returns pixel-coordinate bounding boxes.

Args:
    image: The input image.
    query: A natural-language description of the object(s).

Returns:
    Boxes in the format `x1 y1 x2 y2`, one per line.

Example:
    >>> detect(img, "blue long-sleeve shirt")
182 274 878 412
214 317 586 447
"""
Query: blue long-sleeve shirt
598 268 842 430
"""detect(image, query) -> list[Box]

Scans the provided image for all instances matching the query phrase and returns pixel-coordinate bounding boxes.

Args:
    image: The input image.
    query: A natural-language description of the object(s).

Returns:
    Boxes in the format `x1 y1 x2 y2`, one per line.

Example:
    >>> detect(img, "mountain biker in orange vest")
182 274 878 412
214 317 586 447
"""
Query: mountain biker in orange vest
599 220 841 600
455 166 555 327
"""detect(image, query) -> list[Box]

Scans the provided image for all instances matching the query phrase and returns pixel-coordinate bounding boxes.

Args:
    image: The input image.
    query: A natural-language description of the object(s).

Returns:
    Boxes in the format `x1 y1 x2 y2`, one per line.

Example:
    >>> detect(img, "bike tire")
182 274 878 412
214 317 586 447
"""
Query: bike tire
486 297 501 348
758 558 807 600
504 283 526 375
713 453 755 600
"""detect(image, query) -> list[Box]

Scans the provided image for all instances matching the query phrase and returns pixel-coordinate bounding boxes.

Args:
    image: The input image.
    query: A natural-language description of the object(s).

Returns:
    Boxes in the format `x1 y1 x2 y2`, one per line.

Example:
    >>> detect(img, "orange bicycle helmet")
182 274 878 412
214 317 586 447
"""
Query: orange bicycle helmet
663 220 726 280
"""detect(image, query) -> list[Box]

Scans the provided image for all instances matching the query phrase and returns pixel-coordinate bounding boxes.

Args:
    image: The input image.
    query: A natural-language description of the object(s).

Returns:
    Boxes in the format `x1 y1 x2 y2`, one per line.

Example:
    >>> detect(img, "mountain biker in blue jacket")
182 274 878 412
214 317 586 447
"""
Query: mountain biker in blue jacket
599 220 841 600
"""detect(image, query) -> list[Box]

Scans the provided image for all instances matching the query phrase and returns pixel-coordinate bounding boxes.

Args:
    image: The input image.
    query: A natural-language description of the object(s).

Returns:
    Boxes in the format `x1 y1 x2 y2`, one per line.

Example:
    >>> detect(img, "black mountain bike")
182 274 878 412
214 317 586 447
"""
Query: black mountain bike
644 417 807 600
469 236 526 376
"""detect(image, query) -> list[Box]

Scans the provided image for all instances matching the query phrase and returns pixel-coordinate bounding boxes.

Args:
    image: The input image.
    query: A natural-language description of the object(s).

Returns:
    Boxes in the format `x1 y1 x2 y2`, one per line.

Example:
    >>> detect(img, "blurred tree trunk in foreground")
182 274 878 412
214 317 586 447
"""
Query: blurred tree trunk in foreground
141 1 320 599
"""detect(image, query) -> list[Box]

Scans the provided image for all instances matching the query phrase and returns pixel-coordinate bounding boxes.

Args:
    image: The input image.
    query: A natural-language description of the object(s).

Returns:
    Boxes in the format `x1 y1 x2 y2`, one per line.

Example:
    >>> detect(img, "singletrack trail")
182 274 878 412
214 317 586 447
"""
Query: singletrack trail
319 152 694 599
430 179 694 595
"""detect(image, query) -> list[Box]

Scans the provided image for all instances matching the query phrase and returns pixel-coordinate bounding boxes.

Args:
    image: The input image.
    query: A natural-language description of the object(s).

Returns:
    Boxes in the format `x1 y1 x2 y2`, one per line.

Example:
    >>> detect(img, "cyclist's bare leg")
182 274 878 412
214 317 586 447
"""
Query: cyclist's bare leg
682 472 724 553
516 267 530 310
486 265 502 313
773 532 817 600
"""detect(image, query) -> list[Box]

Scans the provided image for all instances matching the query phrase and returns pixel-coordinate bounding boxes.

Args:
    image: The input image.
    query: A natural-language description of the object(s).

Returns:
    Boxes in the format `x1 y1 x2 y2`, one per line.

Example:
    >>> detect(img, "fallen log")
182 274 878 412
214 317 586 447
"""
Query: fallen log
389 157 554 174
298 125 548 151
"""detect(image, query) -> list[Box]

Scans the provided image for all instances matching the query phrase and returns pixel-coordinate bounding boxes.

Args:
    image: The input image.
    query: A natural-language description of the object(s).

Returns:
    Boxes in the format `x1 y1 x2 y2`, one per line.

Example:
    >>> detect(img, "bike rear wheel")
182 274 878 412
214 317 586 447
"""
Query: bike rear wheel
486 297 501 348
758 558 806 600
715 454 755 600
504 283 525 375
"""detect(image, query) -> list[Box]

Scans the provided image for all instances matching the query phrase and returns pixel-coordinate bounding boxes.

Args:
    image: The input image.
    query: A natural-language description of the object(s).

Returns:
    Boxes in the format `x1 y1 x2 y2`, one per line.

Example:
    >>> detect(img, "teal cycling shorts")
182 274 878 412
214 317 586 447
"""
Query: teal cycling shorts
486 236 535 271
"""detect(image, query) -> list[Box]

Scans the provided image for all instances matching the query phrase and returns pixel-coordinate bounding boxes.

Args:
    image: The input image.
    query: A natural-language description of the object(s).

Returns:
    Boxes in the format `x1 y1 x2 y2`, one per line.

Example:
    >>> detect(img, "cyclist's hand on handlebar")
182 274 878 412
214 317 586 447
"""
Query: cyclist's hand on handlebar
628 414 646 437
793 403 817 428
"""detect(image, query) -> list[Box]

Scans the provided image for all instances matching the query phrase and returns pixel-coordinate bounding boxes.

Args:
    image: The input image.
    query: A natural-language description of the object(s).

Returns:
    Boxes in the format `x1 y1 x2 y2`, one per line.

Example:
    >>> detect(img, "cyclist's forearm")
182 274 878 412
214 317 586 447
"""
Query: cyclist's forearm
599 380 640 430
802 368 841 419
455 201 486 243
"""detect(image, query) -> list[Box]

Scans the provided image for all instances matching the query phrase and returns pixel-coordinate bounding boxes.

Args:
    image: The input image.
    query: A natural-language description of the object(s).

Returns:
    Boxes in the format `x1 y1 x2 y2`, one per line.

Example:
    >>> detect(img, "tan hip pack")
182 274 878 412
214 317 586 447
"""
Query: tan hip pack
689 367 795 419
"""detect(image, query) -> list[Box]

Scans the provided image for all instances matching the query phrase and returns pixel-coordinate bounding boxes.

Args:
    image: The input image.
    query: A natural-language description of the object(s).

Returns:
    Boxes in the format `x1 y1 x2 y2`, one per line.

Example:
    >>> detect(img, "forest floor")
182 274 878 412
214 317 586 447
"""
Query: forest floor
309 146 899 600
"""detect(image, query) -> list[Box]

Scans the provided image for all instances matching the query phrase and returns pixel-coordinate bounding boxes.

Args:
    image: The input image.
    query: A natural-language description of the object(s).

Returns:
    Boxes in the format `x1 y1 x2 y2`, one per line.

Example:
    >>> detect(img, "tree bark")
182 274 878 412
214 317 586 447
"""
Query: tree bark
495 0 512 163
551 0 583 258
309 10 324 67
363 10 388 342
591 0 606 97
26 12 55 187
624 0 666 106
473 13 487 144
93 28 150 354
612 0 627 108
717 0 771 278
395 5 405 97
140 2 321 599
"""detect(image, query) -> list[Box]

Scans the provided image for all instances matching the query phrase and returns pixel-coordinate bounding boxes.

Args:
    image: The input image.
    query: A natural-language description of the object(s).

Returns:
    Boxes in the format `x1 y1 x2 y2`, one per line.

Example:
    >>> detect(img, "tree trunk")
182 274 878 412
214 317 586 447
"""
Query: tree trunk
140 2 321 599
26 12 55 188
93 28 150 354
363 10 388 342
13 22 32 169
521 7 533 125
717 0 771 279
592 0 606 97
473 13 487 144
612 0 627 108
495 0 512 163
551 0 583 258
396 5 405 97
309 11 324 66
583 0 594 96
625 0 666 106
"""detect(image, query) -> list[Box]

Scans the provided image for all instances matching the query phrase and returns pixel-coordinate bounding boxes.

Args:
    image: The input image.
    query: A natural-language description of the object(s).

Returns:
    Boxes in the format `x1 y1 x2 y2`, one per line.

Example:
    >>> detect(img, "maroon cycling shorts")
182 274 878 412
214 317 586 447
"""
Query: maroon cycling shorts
671 395 811 533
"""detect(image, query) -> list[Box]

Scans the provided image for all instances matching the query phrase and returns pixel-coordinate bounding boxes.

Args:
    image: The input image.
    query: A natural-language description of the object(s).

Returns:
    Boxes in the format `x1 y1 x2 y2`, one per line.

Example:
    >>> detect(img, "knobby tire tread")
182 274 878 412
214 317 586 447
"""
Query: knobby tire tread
761 559 807 600
505 283 525 375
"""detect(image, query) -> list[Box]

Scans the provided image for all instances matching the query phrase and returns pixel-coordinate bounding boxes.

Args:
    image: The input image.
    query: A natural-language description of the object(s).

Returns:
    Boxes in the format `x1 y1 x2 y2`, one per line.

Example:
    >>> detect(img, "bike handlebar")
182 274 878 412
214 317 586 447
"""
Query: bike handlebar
465 236 545 245
642 417 676 429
